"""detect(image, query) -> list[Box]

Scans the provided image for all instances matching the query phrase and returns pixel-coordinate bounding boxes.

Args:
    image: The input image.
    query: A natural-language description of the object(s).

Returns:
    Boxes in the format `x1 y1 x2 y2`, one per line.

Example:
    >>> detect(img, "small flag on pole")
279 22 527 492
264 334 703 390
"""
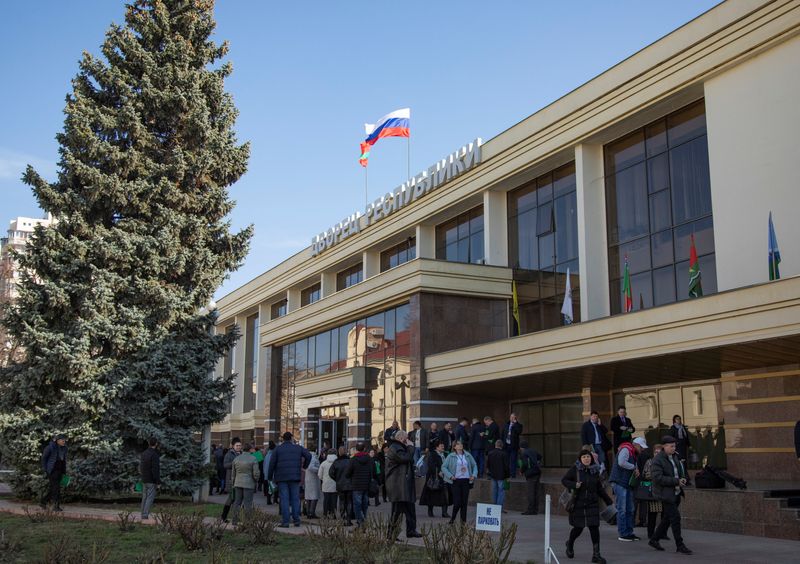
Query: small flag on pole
359 142 371 168
622 256 633 312
561 268 573 325
512 280 521 336
688 233 703 298
768 211 781 281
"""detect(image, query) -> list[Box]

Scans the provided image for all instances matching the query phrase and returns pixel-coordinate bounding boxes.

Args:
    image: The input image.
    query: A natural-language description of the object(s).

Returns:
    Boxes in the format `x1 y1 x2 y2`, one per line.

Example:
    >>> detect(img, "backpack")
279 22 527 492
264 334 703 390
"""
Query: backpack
694 466 725 489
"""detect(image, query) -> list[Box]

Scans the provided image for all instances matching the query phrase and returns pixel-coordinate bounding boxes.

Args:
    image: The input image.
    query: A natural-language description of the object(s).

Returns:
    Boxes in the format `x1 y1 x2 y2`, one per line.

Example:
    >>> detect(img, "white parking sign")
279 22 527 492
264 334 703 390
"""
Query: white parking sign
475 503 502 532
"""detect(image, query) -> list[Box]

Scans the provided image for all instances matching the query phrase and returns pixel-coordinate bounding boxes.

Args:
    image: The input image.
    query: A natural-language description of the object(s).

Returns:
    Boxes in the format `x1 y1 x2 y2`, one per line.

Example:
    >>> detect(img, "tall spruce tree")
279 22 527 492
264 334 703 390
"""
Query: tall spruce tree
0 0 252 496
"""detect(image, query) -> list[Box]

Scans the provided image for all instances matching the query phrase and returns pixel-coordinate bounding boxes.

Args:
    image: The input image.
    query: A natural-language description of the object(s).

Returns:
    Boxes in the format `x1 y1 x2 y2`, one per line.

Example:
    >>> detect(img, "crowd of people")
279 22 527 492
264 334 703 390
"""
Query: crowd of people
37 407 705 559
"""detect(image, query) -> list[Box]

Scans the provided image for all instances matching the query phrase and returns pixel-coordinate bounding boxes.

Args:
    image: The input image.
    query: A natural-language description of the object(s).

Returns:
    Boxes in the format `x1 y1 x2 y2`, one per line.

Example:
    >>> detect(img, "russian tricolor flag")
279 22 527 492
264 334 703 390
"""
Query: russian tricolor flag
359 108 410 167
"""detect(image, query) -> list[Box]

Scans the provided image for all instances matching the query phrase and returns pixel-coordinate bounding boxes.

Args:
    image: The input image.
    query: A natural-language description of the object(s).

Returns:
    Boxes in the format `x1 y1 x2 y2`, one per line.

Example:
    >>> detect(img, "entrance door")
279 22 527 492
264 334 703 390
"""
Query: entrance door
319 419 347 453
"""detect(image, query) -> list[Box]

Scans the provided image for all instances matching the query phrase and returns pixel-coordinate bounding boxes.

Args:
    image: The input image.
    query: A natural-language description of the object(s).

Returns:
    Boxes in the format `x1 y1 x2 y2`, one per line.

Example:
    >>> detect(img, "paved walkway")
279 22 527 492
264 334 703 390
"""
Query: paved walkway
1 491 798 563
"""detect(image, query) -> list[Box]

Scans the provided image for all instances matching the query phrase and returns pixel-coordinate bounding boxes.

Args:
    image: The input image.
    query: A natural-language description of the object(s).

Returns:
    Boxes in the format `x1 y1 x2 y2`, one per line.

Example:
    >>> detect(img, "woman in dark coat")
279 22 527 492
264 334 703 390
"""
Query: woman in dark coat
562 449 613 564
419 439 450 517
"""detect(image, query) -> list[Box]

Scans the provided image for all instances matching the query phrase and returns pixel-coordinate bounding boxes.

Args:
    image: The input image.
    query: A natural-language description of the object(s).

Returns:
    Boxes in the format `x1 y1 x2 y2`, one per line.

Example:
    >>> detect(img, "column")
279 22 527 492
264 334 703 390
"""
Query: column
320 271 336 297
416 224 436 259
483 190 508 266
287 287 301 312
255 303 268 413
363 249 380 278
575 143 610 321
231 314 246 416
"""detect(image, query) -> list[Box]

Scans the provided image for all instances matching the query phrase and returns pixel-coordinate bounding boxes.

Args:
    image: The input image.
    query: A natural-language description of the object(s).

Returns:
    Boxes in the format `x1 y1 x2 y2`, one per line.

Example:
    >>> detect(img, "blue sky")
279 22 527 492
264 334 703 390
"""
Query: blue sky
0 1 720 299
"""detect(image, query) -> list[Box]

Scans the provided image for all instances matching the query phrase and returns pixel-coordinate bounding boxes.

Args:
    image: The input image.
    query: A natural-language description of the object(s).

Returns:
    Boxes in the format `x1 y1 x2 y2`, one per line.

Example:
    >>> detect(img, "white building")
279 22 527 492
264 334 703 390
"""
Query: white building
0 215 54 301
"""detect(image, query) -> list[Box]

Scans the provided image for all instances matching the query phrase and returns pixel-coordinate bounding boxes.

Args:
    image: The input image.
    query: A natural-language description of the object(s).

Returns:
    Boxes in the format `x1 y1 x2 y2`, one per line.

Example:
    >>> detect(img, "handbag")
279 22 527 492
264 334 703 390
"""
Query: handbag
425 475 443 491
629 472 640 489
502 479 510 491
368 478 380 497
559 488 577 512
60 475 71 488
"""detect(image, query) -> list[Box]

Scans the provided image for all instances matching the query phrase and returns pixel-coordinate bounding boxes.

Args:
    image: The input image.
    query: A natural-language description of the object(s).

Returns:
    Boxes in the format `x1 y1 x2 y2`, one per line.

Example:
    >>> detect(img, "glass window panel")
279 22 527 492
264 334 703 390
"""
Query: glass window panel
537 175 553 203
653 265 676 306
561 434 583 467
515 209 537 269
329 327 339 365
606 162 648 244
395 304 411 346
630 271 653 311
339 321 355 361
537 202 554 235
559 398 584 433
295 338 307 375
529 403 544 432
509 183 537 216
315 331 330 373
615 237 651 276
445 242 458 262
667 100 706 147
544 434 561 467
605 129 645 175
651 230 674 268
658 388 683 427
445 221 458 245
555 192 578 262
458 215 470 239
647 153 669 194
470 232 484 263
538 233 555 268
675 259 690 302
457 238 469 263
470 208 484 232
553 163 576 199
609 278 622 315
674 217 715 263
698 254 717 295
645 119 668 157
543 402 559 433
670 137 712 224
384 308 395 342
649 190 672 233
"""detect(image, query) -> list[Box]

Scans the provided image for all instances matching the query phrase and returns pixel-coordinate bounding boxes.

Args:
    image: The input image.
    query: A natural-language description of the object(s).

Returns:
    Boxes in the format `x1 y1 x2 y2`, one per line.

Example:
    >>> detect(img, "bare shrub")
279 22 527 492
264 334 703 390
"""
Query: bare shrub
421 520 517 564
38 533 110 564
22 505 62 524
305 513 402 564
235 507 280 545
117 510 136 532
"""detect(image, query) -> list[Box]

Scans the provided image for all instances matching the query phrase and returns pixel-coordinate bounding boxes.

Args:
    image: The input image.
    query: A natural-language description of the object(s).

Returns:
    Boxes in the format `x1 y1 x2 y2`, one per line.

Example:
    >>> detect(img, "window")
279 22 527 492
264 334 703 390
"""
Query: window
270 299 287 320
243 313 258 412
300 282 321 306
508 163 580 333
380 238 416 272
435 206 484 264
605 100 716 314
513 398 583 467
223 324 236 413
336 263 363 291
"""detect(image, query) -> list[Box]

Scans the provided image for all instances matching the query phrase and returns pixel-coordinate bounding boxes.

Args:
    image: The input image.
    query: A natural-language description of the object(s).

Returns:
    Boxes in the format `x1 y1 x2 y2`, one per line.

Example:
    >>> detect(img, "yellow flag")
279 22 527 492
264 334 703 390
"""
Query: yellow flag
512 280 521 335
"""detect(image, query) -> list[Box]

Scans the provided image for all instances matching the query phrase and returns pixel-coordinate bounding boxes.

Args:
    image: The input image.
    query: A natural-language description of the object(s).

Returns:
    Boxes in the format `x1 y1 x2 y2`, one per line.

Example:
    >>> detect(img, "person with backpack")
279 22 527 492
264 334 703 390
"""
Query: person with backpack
519 440 542 515
318 448 338 517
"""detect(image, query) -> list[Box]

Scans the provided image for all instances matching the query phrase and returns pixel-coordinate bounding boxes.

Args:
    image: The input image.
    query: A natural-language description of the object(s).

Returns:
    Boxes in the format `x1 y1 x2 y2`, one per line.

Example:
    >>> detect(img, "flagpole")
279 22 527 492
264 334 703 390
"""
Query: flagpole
364 165 368 210
407 135 411 180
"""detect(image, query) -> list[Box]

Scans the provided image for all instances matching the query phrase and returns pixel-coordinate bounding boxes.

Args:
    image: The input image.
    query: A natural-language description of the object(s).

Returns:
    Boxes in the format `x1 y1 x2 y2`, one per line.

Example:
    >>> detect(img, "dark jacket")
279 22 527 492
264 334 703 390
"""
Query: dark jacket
455 424 470 447
469 422 486 451
609 442 637 488
501 421 523 450
580 420 611 452
41 441 67 476
419 450 448 507
267 442 311 483
224 448 238 485
438 429 454 452
214 447 225 471
384 426 399 443
610 415 635 450
651 451 686 504
345 452 375 492
140 447 161 484
562 461 613 528
330 455 353 492
669 425 692 460
409 427 429 452
484 421 500 450
519 447 542 478
634 449 654 501
385 439 415 503
487 448 510 480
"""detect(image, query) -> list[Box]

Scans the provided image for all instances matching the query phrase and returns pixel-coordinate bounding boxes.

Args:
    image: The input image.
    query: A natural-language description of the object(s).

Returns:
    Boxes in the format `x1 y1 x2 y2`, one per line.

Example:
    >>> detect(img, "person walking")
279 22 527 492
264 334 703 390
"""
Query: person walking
318 448 339 517
455 417 470 447
609 436 646 542
409 421 429 465
501 413 523 477
580 411 611 470
519 440 542 515
369 448 382 507
487 440 510 509
379 443 390 503
610 406 636 452
637 443 669 541
230 443 261 526
330 446 354 525
213 443 225 494
562 449 613 564
669 415 691 467
648 436 693 555
139 437 160 520
419 439 449 518
441 441 477 524
385 430 422 539
40 434 68 512
346 442 375 526
262 441 276 501
267 432 312 528
304 451 321 519
469 417 486 478
220 437 242 522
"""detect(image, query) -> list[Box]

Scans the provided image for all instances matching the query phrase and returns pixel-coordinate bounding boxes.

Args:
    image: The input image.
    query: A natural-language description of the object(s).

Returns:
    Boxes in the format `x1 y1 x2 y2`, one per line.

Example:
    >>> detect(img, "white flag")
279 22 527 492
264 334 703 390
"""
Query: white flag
561 268 573 325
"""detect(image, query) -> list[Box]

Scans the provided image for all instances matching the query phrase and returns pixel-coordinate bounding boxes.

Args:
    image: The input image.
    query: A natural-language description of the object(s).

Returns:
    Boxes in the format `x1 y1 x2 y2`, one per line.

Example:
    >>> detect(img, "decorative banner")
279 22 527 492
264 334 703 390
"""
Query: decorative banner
475 502 502 532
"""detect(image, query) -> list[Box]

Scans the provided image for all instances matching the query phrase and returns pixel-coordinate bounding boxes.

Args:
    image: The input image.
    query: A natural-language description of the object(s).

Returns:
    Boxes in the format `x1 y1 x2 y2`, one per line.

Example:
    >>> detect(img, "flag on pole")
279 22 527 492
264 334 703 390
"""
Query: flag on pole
359 108 410 165
561 268 573 325
622 256 633 312
512 280 521 336
688 233 703 298
768 211 781 281
359 142 371 168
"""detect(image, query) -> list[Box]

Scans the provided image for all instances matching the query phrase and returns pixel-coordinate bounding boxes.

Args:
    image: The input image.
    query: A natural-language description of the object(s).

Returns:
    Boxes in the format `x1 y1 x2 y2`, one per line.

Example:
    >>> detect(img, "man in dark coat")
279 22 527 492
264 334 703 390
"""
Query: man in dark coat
469 417 486 478
220 437 242 522
519 440 542 515
438 422 455 453
455 418 470 447
483 416 500 454
139 437 161 519
346 441 376 525
610 406 635 452
487 440 510 508
267 432 312 527
384 420 399 443
39 434 67 511
408 421 429 465
669 415 692 466
580 411 611 469
330 446 354 525
213 444 225 494
648 436 692 555
384 430 422 538
501 413 523 477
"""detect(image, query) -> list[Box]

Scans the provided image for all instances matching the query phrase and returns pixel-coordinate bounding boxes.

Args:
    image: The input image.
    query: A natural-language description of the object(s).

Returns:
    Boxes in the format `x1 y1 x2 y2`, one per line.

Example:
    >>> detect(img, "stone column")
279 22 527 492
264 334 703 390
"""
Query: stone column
483 189 508 266
320 271 336 298
363 249 380 279
416 224 436 259
287 288 301 312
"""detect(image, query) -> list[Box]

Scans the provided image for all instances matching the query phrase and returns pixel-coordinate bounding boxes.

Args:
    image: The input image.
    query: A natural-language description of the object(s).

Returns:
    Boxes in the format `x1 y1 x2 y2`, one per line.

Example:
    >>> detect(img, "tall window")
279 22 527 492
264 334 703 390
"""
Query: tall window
605 100 716 314
243 313 259 412
508 163 580 332
380 238 416 272
271 299 287 319
301 282 321 306
513 398 583 467
435 206 484 264
336 263 363 291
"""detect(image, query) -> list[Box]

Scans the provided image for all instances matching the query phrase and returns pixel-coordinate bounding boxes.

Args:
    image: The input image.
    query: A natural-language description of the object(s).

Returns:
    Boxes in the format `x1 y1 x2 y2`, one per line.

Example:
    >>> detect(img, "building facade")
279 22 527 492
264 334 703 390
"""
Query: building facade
0 215 54 302
212 0 800 483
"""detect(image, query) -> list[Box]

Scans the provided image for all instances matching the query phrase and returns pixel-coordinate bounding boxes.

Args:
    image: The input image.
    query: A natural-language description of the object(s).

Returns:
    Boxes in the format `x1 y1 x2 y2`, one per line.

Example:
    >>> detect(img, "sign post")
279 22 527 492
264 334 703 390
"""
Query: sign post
475 503 502 532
